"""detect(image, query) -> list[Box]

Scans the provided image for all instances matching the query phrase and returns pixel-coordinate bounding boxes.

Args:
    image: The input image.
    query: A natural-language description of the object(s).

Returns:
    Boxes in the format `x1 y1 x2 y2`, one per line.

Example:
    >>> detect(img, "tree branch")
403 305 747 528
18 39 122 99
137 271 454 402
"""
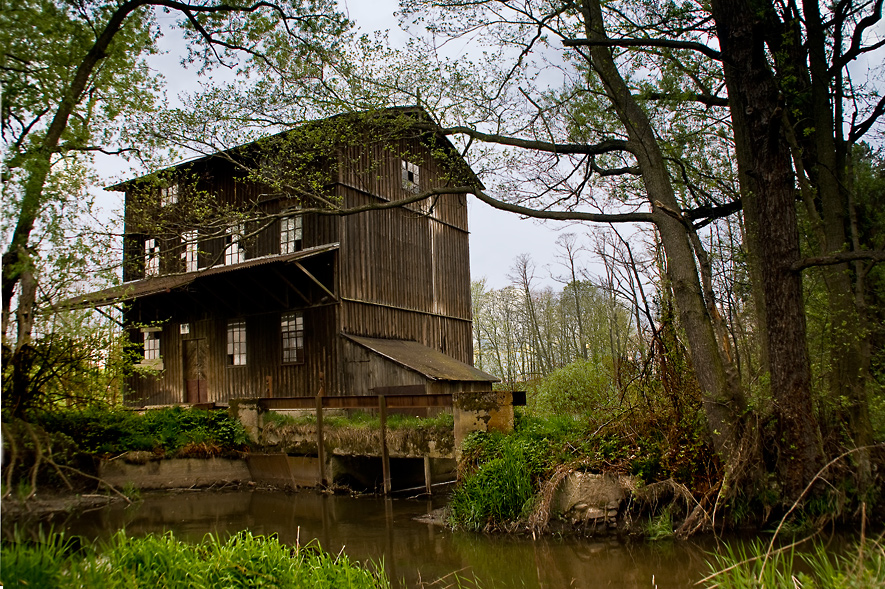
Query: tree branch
642 91 728 107
791 250 885 271
562 37 721 61
431 124 633 155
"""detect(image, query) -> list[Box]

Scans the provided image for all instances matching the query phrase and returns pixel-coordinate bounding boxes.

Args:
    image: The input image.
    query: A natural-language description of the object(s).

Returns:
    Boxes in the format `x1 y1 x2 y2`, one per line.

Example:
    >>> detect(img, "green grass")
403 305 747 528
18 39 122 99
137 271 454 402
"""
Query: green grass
0 529 390 588
265 409 454 431
700 537 885 588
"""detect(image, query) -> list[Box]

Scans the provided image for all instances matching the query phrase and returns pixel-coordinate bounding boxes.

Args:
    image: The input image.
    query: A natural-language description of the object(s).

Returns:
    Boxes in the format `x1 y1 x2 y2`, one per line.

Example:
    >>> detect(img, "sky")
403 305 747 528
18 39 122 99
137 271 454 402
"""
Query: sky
95 0 591 291
340 0 583 288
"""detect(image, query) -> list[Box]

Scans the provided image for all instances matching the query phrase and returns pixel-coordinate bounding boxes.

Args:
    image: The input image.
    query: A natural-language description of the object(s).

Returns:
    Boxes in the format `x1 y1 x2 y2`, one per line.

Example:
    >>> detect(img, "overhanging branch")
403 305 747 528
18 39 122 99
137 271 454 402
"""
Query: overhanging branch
562 37 721 61
792 250 885 271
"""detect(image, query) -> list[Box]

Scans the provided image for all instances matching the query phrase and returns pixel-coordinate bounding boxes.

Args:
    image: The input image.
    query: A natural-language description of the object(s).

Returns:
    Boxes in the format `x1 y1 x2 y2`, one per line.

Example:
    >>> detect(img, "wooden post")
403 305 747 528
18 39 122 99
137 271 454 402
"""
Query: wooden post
316 393 326 487
379 395 391 495
424 456 432 495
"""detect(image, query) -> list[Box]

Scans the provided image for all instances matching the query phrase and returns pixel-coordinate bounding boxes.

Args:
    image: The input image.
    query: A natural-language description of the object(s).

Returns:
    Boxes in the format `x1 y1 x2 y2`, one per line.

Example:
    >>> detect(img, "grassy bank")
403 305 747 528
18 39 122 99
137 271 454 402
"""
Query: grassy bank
0 530 389 589
2 407 251 497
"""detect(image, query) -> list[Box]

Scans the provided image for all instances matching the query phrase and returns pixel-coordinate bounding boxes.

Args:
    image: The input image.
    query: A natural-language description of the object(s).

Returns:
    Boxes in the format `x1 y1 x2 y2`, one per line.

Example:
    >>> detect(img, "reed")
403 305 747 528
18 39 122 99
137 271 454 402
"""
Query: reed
700 536 885 588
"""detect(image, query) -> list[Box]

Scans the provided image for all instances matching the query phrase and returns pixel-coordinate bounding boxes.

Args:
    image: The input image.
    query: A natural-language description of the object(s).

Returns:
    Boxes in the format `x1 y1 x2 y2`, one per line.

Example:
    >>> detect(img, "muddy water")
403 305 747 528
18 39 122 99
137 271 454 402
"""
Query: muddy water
39 489 807 588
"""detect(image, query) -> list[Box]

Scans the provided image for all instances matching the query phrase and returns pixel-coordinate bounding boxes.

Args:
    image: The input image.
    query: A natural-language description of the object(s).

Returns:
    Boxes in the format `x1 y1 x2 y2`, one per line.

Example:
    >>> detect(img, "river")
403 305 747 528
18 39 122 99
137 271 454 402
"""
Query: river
25 488 834 588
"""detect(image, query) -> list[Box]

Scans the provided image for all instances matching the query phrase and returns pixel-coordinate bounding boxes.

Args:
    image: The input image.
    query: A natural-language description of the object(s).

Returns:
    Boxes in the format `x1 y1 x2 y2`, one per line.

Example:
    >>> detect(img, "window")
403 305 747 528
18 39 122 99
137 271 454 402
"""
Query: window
402 160 420 193
144 238 160 277
224 224 245 265
281 311 304 363
160 184 178 206
227 320 246 365
181 230 198 272
143 330 160 360
280 213 303 254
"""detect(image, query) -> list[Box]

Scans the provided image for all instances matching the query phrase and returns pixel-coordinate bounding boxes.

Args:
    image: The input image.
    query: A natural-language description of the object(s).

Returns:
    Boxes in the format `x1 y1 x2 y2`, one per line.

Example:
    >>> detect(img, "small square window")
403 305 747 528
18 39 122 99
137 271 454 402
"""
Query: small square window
227 320 246 366
143 330 160 360
281 311 304 364
402 160 420 193
160 184 178 206
144 238 160 277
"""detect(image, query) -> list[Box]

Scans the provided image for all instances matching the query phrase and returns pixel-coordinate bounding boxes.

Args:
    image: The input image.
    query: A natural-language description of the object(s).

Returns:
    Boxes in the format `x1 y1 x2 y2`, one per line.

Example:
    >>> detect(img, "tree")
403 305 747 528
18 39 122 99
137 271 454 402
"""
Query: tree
1 0 350 414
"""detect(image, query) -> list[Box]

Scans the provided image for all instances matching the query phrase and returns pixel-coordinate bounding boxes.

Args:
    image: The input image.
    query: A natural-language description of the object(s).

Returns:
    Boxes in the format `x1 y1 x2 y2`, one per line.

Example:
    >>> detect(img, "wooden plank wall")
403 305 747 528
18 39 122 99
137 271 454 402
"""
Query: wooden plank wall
126 303 341 405
335 135 474 367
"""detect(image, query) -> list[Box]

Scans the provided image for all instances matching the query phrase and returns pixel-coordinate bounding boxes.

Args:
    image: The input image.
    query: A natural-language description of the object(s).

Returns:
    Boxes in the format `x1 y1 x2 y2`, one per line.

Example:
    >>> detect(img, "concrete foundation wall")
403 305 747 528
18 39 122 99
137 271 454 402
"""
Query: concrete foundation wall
99 457 252 490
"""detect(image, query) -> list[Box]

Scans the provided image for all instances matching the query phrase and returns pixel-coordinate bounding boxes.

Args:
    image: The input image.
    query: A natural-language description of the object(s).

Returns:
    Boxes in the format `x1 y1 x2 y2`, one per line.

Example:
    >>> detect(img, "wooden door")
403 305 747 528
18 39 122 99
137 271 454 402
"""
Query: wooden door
183 339 208 403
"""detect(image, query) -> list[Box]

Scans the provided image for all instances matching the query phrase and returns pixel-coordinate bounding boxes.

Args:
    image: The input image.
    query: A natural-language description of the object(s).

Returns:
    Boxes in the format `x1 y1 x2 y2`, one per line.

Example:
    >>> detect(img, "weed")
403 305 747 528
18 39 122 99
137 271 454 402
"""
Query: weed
643 509 674 541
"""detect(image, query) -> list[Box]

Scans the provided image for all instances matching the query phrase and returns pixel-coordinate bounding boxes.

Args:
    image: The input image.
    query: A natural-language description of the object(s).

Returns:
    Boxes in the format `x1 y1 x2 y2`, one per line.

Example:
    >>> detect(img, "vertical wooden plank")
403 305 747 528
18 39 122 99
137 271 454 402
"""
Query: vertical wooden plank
424 456 432 496
316 392 326 487
380 394 391 495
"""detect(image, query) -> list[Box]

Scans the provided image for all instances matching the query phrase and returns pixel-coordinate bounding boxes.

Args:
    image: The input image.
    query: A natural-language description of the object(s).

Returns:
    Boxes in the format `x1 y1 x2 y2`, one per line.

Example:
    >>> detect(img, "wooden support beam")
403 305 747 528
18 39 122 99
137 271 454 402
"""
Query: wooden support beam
424 456 432 496
272 268 311 305
380 395 391 495
293 261 337 301
316 393 326 487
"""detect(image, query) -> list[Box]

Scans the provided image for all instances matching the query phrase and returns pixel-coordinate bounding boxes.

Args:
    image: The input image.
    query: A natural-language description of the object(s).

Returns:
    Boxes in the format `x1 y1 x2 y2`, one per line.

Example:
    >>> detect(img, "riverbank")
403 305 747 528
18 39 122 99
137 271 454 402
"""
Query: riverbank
5 486 883 588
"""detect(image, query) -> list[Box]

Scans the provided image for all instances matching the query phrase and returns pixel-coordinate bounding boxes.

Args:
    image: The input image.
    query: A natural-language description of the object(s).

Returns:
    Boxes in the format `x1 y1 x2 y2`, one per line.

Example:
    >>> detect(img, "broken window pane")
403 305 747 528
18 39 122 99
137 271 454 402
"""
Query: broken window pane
280 213 303 254
227 319 246 365
281 311 304 363
402 160 420 193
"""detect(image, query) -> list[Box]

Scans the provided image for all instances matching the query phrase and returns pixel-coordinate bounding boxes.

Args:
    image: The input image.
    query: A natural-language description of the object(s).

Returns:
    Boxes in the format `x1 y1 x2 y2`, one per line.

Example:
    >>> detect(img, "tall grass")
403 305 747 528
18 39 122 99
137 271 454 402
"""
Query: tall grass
265 409 455 431
700 537 885 588
0 530 389 588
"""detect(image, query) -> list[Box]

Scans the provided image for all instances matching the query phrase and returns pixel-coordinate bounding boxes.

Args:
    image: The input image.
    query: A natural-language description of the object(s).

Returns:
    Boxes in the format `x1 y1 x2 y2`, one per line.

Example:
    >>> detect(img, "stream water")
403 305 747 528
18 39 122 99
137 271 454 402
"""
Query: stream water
24 488 846 588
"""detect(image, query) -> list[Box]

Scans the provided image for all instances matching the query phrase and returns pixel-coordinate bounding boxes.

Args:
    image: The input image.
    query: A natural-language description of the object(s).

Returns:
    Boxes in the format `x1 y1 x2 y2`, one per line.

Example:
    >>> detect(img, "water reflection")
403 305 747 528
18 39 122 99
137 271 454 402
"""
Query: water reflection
24 489 813 588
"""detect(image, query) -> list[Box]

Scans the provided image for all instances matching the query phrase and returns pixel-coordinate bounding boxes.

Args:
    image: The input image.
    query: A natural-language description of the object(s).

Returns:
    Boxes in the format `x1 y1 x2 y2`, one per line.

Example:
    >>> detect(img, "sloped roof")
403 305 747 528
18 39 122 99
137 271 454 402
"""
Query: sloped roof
107 106 482 191
344 333 499 383
60 243 338 310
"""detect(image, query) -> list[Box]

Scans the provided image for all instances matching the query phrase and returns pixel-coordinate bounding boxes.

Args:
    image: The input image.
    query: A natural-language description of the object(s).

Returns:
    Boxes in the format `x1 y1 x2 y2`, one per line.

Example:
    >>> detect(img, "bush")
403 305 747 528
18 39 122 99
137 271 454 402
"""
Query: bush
32 406 249 456
449 439 535 531
527 359 616 417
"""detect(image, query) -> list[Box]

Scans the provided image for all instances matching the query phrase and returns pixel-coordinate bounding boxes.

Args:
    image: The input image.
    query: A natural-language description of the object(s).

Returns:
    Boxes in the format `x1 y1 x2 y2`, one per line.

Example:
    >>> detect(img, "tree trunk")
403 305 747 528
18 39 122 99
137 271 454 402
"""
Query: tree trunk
710 0 823 499
580 0 751 474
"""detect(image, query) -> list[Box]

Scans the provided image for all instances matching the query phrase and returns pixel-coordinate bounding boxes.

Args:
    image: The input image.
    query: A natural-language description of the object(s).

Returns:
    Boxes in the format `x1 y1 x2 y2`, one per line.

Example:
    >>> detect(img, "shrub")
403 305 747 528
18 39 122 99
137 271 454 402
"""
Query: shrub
31 406 249 456
527 359 616 418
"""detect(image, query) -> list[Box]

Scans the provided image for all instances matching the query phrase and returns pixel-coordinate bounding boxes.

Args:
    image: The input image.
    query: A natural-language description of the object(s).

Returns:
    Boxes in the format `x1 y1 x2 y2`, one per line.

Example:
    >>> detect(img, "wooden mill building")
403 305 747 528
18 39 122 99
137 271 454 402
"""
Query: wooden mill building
69 107 497 405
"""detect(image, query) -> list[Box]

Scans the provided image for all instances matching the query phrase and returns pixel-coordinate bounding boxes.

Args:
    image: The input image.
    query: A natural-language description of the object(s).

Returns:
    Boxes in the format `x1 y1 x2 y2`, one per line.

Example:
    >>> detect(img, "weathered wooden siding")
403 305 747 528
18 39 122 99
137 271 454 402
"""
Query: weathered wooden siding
121 119 482 406
125 303 341 405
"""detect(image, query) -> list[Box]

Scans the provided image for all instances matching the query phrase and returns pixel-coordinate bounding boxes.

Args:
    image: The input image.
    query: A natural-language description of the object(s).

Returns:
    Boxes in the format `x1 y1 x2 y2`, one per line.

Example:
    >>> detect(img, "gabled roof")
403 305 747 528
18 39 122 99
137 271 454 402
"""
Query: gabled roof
344 333 499 383
60 243 338 310
107 106 482 192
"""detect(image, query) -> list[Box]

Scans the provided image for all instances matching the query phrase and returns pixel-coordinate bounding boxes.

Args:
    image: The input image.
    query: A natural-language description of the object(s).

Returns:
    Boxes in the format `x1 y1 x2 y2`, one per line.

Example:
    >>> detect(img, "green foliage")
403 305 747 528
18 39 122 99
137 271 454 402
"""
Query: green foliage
702 538 885 588
527 359 616 417
0 529 76 589
32 406 249 456
266 409 455 431
642 508 674 541
0 530 390 588
449 437 535 531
